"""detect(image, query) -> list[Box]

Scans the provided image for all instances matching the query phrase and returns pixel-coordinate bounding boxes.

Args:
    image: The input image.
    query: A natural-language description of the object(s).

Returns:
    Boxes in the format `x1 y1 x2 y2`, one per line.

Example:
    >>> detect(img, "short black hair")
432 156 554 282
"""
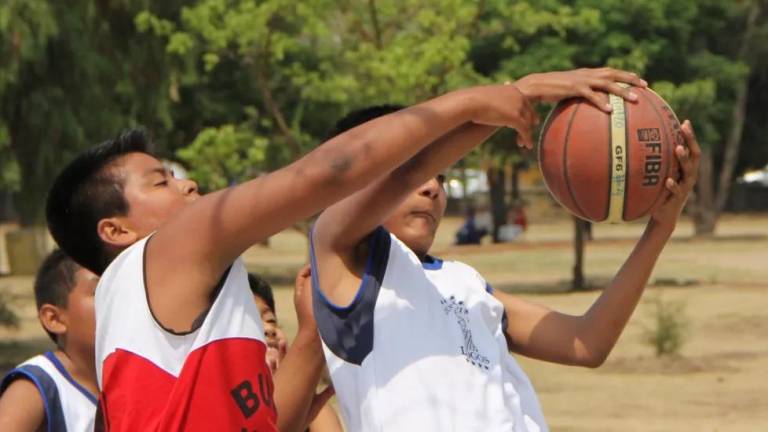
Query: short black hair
329 104 405 138
248 273 275 314
46 129 150 275
34 249 80 344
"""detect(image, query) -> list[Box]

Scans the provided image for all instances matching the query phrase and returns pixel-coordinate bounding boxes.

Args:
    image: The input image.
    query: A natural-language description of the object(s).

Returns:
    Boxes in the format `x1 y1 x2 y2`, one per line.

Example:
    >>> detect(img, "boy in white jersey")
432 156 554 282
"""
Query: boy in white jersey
45 79 559 431
311 71 701 430
0 250 99 431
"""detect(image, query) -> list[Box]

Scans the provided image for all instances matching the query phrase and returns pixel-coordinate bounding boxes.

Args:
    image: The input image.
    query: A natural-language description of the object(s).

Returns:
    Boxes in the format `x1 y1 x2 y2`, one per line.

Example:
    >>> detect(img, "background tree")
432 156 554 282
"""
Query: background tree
0 0 176 226
0 0 766 280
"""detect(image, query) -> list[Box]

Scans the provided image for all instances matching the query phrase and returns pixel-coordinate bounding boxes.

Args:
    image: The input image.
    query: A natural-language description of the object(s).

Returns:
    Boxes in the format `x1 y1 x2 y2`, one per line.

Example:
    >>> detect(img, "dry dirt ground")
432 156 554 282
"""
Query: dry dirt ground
1 214 766 431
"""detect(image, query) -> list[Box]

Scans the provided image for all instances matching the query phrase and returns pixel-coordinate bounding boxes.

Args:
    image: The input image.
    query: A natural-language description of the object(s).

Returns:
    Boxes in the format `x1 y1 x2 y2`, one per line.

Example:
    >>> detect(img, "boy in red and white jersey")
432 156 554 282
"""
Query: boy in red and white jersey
45 82 546 431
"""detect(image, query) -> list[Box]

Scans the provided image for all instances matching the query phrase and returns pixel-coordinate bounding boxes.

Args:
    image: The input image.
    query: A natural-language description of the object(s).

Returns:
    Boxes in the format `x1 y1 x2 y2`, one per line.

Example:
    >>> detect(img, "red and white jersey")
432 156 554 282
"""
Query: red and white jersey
95 236 276 431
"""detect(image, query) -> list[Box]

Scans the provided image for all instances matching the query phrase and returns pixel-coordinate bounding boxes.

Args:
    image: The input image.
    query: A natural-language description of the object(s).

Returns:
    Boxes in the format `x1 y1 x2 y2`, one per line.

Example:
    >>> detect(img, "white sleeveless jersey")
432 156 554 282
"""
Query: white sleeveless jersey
311 227 547 432
95 236 277 431
0 351 97 432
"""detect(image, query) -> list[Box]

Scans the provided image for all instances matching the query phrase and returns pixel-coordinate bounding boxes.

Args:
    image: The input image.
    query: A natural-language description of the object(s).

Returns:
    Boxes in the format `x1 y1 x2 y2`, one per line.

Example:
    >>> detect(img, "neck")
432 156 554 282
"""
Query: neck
54 346 98 395
412 248 429 260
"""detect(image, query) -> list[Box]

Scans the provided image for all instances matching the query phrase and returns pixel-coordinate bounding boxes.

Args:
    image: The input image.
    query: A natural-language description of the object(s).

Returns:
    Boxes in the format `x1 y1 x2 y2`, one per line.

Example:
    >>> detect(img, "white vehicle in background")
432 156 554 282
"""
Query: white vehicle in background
738 164 768 186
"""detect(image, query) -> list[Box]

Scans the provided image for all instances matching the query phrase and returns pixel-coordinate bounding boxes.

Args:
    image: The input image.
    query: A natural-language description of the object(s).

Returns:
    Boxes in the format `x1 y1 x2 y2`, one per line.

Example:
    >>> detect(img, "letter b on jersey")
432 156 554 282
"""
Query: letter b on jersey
231 380 260 418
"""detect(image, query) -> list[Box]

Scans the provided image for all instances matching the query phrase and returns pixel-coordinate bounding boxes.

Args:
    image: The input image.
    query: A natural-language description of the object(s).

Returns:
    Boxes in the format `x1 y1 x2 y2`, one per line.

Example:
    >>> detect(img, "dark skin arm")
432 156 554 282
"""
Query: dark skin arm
313 68 647 307
494 121 701 367
146 85 536 432
313 123 502 305
0 379 46 432
146 85 533 331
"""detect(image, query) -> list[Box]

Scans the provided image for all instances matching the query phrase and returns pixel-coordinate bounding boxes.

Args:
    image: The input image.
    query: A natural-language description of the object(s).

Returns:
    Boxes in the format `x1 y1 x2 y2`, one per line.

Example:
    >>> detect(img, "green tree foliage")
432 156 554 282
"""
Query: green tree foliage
0 0 176 224
0 0 765 237
137 0 487 192
176 124 268 191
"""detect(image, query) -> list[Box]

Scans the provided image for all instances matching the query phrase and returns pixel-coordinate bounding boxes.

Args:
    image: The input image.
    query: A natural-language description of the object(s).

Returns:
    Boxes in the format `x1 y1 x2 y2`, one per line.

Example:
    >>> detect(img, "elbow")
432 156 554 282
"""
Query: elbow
580 352 609 368
572 341 610 368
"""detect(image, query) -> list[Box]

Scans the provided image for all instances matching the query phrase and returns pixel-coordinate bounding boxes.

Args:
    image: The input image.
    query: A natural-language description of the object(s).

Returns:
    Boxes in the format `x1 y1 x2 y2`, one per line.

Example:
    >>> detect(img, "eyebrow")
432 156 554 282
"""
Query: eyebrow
144 167 169 177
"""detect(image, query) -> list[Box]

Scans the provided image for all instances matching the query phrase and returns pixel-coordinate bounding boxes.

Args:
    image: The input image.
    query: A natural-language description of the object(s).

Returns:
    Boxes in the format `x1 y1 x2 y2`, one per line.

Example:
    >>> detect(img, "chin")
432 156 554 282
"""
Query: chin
409 237 435 257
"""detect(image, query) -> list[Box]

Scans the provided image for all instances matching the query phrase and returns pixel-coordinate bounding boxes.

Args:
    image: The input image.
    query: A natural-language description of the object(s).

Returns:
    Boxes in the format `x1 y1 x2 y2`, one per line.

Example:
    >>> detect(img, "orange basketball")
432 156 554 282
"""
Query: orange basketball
538 86 683 223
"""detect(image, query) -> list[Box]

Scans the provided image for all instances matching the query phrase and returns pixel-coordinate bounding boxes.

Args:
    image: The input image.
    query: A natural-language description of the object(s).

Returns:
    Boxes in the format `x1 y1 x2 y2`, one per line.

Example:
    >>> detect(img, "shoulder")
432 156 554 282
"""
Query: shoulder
0 373 46 430
444 259 485 281
441 260 493 293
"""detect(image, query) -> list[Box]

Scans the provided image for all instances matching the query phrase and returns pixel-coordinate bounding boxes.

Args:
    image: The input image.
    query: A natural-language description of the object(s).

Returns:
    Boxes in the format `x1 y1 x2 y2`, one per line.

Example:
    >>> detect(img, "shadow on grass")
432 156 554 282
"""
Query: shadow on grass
494 277 702 295
0 337 55 376
436 232 768 257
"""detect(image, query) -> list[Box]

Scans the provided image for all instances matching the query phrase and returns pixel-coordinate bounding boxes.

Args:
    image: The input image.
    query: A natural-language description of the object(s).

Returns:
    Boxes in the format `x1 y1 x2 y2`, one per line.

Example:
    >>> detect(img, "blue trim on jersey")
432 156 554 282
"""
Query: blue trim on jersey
421 255 444 270
310 226 390 365
1 365 66 432
485 282 493 294
43 351 98 405
310 229 378 312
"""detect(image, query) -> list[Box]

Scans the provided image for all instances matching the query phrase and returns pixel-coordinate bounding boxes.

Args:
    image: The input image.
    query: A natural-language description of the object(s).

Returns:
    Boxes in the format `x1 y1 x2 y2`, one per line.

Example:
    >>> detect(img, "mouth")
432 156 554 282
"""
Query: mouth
410 210 436 224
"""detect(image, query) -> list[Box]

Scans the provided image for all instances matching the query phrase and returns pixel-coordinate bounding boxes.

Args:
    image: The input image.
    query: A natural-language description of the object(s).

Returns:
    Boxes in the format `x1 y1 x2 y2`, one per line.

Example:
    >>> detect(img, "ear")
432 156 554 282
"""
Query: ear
39 304 67 339
97 217 138 249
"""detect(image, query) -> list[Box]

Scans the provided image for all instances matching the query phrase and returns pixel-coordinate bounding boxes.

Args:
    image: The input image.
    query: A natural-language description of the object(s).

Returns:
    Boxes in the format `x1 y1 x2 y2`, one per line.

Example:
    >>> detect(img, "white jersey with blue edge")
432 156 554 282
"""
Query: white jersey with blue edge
311 227 547 432
0 351 97 432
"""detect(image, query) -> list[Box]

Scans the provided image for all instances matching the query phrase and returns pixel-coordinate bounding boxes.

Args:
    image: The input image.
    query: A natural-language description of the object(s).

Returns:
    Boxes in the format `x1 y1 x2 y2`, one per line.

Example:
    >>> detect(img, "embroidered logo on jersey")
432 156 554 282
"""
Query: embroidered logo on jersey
440 295 490 370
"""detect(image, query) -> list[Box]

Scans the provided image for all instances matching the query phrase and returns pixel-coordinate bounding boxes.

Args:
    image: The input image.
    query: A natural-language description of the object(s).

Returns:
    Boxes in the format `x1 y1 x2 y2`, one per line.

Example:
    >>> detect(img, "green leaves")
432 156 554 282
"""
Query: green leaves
177 124 268 191
0 0 765 225
655 79 719 147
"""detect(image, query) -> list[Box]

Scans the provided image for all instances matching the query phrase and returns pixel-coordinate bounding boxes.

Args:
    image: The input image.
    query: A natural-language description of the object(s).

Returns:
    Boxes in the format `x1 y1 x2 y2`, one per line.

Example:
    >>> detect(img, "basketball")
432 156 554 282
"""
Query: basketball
538 85 684 223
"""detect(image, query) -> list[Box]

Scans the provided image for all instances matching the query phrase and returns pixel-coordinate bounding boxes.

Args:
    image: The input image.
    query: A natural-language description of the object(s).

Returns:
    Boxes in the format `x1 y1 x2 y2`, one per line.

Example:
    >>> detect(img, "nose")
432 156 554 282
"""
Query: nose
418 177 441 200
181 179 199 196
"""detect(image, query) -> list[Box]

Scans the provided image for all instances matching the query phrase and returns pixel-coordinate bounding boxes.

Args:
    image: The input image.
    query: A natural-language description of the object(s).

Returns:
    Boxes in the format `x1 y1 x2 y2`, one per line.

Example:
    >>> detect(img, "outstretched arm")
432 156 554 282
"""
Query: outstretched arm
313 122 503 305
146 85 529 331
494 121 701 367
313 68 648 306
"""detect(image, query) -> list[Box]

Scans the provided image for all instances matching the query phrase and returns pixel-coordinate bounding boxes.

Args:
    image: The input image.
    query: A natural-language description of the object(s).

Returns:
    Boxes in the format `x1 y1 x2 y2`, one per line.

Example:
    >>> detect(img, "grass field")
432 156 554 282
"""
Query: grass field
1 214 766 431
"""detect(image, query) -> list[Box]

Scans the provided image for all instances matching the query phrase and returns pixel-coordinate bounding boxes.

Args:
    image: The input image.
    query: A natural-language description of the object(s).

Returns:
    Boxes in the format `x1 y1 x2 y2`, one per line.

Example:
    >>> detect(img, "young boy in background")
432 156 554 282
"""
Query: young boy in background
0 250 99 431
46 80 542 431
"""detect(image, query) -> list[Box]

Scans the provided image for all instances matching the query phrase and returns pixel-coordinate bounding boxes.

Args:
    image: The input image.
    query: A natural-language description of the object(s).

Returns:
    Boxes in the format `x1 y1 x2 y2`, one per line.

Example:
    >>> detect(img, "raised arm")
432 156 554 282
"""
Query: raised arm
312 122 503 305
146 85 532 330
313 68 649 306
494 121 700 367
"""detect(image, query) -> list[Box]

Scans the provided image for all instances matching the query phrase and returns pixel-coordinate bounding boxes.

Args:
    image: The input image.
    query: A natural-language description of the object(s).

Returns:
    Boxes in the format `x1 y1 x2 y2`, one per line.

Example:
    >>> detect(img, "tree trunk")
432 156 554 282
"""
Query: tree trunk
572 216 587 290
689 149 716 235
486 166 507 243
367 0 383 49
691 1 760 236
252 30 303 158
459 162 470 212
510 162 521 202
8 105 48 227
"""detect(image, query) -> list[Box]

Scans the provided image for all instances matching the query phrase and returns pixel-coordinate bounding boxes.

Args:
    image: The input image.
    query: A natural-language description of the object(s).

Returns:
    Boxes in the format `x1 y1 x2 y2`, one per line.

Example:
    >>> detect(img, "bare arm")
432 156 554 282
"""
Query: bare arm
495 121 701 367
272 265 328 432
313 123 501 305
0 379 45 432
309 403 344 432
147 86 516 330
313 68 649 306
